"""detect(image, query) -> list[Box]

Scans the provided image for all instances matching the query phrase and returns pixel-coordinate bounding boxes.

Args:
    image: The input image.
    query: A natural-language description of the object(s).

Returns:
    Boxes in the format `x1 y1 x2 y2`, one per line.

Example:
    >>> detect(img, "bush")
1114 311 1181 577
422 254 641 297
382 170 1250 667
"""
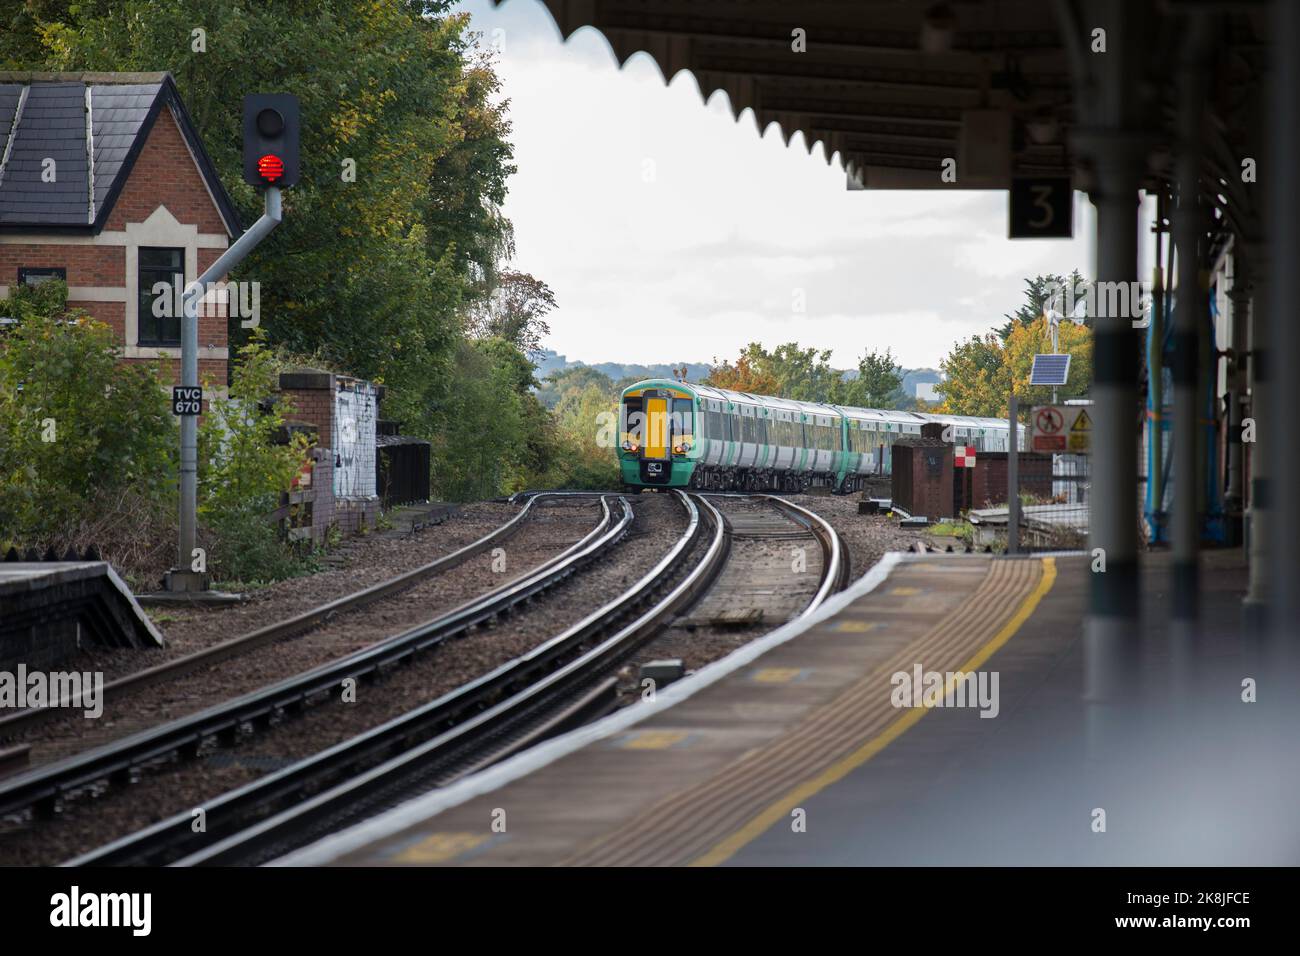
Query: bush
198 334 313 585
0 281 175 551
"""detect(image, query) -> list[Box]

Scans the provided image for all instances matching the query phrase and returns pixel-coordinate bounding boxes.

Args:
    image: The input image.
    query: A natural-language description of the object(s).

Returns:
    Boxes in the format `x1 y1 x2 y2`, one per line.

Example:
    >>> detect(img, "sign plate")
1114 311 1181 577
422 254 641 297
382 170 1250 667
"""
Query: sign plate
172 385 202 416
1029 404 1091 454
1009 176 1073 239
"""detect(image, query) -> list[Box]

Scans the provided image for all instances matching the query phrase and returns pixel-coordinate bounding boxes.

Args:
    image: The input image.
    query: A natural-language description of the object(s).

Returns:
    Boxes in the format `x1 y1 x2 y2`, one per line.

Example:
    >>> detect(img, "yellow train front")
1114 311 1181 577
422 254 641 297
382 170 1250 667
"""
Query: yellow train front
617 381 698 490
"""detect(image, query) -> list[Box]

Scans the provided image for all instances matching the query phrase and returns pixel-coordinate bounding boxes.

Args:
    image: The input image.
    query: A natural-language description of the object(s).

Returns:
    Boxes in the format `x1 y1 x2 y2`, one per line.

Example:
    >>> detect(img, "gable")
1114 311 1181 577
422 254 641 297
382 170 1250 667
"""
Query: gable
0 73 238 236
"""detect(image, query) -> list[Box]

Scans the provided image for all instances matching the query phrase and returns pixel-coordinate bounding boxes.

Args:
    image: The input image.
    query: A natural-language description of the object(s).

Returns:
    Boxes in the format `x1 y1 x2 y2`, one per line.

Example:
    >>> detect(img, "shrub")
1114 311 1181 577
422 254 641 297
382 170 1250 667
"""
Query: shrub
0 281 175 549
198 334 312 584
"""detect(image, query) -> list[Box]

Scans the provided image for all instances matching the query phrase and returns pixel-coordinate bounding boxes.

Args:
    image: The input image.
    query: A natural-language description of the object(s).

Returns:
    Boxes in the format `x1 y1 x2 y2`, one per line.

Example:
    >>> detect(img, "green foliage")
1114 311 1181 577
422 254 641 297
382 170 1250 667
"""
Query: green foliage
537 366 615 409
840 348 904 408
706 341 908 409
549 382 621 489
198 335 312 582
935 333 1010 418
0 281 175 544
996 270 1088 341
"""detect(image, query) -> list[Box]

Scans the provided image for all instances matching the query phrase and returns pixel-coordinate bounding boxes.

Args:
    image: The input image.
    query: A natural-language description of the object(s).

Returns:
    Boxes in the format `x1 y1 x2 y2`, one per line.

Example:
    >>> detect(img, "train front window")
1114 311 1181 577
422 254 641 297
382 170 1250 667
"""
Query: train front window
621 397 643 449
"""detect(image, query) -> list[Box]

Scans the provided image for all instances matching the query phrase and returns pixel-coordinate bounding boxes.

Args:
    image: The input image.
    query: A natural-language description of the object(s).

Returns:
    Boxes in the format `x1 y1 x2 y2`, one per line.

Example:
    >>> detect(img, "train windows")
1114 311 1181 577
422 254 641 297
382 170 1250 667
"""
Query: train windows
673 398 694 438
621 397 643 445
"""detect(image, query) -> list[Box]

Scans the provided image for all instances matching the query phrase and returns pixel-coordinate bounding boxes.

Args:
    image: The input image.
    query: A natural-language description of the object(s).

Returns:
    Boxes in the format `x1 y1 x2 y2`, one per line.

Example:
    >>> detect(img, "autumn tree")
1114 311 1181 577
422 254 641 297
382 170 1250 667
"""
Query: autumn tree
1003 316 1092 402
996 270 1088 341
704 343 781 395
935 334 1011 417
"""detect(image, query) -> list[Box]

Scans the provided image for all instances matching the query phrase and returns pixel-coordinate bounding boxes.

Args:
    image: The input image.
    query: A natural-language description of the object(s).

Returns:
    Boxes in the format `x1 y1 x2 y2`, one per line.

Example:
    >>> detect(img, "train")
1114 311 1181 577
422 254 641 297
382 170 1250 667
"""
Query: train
617 379 1021 493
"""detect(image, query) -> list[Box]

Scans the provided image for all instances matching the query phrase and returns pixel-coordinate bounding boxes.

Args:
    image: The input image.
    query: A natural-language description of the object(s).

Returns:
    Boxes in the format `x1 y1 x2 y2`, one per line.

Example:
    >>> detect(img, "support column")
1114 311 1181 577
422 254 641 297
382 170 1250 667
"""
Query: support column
1082 143 1142 646
1171 23 1212 629
1223 261 1250 531
1265 0 1300 656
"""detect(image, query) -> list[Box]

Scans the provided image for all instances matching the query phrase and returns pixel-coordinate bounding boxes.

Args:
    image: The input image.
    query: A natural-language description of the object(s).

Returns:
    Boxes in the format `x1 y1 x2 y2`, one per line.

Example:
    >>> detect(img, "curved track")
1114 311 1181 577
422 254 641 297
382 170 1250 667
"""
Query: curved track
0 496 632 824
0 494 576 741
67 491 723 866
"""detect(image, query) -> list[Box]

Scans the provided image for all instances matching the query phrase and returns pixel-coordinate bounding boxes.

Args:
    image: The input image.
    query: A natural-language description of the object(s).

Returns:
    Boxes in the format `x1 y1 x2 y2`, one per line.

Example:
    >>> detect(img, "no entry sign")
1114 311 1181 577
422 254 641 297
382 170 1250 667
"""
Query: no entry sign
1028 404 1091 453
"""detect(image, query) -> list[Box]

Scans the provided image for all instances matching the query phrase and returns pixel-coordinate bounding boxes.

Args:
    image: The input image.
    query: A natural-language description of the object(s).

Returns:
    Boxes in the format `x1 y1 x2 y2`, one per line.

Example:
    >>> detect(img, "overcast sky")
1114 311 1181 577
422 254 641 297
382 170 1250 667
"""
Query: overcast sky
454 0 1098 371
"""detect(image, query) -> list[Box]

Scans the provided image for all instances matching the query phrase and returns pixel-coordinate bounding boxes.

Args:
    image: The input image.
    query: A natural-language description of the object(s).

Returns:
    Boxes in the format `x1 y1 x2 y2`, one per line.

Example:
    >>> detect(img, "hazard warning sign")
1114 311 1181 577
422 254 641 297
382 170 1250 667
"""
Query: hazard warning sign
1028 404 1092 454
1067 408 1091 453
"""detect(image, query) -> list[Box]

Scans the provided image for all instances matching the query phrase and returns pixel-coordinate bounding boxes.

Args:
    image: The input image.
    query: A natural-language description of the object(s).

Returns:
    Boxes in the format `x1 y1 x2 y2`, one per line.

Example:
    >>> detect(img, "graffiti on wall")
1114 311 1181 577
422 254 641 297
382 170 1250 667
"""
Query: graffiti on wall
333 381 378 499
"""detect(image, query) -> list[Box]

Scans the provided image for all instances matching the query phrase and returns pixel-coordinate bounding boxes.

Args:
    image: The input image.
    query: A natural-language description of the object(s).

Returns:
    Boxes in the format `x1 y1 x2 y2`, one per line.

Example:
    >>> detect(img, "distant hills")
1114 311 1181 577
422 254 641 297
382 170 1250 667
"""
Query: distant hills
533 350 942 410
533 350 712 384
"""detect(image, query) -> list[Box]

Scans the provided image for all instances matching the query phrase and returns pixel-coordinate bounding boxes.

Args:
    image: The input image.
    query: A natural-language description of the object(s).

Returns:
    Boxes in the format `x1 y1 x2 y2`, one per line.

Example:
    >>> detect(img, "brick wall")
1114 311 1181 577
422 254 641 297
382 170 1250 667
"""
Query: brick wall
278 370 381 544
971 452 1054 508
104 109 229 235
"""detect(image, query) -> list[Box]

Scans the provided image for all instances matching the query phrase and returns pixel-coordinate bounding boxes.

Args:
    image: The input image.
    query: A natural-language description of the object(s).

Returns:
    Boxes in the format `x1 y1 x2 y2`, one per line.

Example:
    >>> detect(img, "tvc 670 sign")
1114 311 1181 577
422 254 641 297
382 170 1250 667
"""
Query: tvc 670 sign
172 386 202 416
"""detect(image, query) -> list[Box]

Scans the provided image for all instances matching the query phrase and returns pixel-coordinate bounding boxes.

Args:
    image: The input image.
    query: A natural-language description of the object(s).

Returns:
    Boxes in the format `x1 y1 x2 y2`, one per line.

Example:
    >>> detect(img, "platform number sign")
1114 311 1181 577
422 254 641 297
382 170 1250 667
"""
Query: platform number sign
172 386 202 416
1009 176 1072 239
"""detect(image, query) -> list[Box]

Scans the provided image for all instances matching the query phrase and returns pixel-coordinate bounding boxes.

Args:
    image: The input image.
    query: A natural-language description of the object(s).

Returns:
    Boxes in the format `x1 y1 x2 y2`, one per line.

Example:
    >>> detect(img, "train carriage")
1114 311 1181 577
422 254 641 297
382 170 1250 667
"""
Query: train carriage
616 379 1017 493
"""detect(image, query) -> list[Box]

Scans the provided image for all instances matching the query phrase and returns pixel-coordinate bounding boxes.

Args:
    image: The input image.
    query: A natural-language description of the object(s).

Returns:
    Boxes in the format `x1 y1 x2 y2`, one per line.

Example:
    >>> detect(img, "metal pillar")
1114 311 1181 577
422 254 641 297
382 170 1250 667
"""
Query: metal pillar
1265 0 1300 654
1224 260 1250 527
168 187 282 591
1007 394 1020 554
1171 17 1214 627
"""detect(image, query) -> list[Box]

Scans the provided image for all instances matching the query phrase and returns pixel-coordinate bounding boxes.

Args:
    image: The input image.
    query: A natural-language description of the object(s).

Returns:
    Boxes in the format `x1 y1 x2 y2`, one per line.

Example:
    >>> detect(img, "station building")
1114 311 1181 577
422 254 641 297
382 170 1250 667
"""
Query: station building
0 72 241 387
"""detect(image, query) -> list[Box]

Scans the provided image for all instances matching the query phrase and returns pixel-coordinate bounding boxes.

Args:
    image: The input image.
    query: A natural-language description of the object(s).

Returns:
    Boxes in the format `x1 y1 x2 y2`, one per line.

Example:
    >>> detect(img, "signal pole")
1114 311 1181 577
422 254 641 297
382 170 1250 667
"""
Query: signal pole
164 94 299 593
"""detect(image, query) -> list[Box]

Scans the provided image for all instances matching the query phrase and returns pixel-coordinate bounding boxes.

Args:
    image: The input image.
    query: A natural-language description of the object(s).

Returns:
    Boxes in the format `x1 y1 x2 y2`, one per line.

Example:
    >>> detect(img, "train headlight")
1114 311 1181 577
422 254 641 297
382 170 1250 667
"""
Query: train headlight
673 441 691 454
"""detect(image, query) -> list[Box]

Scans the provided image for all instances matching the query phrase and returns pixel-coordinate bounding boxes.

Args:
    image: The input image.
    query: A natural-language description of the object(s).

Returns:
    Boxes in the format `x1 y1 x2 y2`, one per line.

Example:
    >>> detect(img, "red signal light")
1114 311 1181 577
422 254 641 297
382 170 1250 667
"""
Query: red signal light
257 154 285 182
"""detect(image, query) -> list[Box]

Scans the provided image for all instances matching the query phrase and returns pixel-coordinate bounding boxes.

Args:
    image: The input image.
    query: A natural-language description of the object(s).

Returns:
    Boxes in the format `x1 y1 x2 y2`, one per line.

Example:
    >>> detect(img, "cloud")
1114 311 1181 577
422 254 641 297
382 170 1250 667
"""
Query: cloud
455 0 1100 370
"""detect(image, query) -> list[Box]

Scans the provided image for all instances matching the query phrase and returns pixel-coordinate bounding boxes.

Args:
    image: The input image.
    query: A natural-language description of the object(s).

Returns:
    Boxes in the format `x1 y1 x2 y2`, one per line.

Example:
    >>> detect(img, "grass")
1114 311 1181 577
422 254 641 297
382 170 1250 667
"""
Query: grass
928 521 974 542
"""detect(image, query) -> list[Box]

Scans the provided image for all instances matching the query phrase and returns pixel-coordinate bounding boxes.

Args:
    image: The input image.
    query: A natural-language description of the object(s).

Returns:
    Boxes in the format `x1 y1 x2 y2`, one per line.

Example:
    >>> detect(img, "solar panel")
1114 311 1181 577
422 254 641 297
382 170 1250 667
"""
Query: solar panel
1030 353 1071 387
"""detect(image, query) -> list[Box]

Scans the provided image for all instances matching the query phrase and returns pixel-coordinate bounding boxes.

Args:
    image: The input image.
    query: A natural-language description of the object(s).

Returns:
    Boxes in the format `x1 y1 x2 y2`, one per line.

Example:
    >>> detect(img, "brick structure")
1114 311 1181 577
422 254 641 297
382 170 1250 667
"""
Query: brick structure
278 369 382 543
891 426 954 520
968 452 1054 509
0 72 241 388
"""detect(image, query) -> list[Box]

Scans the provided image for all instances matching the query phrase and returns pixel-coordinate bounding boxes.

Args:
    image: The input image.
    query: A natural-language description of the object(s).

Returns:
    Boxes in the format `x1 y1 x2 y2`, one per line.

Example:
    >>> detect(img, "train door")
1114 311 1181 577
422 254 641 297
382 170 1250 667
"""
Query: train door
643 391 671 461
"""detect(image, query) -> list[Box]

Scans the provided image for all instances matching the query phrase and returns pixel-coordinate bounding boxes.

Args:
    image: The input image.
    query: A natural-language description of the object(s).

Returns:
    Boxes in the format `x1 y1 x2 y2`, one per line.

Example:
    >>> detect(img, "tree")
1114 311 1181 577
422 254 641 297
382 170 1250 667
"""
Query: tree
842 348 903 408
1003 316 1092 402
996 270 1088 341
705 342 841 400
466 271 556 360
704 344 781 395
935 334 1011 417
537 366 615 409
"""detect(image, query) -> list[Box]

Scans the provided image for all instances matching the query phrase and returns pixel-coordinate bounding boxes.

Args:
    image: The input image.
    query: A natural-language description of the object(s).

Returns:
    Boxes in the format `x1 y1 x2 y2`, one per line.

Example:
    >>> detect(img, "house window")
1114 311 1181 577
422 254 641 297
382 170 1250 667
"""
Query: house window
137 247 184 346
18 267 66 286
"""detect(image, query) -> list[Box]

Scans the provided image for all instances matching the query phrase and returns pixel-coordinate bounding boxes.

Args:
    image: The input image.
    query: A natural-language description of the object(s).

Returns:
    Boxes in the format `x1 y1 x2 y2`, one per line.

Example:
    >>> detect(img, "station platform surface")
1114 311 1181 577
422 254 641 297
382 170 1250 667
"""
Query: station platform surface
286 545 1298 867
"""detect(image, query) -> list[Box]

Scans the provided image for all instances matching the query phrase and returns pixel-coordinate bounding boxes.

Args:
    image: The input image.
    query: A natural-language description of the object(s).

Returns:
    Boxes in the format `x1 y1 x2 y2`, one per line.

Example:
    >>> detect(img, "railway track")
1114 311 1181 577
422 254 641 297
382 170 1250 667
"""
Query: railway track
65 490 724 866
42 492 847 866
66 493 849 866
0 495 633 826
0 493 583 743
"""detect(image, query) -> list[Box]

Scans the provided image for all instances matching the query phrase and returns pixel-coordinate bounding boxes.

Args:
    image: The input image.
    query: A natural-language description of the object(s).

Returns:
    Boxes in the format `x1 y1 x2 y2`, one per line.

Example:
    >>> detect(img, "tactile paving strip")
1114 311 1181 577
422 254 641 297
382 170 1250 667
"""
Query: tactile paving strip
562 557 1047 866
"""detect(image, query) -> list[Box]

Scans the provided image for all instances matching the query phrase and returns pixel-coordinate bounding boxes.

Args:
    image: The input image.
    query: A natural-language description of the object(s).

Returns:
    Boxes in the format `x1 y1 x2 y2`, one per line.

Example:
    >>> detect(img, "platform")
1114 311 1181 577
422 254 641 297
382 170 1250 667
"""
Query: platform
284 546 1296 867
0 562 163 671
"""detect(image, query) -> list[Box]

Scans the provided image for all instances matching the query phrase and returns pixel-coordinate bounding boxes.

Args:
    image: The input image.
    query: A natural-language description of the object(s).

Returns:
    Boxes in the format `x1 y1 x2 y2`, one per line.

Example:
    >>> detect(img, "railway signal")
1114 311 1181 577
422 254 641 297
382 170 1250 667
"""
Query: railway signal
242 94 300 187
167 94 296 594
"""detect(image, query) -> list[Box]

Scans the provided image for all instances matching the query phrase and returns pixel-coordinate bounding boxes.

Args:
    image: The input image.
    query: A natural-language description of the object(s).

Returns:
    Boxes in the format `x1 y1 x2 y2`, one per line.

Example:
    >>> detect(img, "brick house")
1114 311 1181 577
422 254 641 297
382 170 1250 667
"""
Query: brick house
0 72 241 386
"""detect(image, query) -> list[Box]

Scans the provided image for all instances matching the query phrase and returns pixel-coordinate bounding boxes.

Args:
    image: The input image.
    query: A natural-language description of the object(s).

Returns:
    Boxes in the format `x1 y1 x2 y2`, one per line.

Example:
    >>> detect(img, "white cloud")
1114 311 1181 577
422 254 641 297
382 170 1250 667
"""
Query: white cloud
455 0 1098 370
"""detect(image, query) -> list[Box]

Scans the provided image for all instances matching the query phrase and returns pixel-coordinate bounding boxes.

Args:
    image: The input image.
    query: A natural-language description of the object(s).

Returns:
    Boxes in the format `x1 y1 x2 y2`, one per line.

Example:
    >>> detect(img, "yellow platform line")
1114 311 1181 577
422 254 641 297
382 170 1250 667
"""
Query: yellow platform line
689 556 1058 868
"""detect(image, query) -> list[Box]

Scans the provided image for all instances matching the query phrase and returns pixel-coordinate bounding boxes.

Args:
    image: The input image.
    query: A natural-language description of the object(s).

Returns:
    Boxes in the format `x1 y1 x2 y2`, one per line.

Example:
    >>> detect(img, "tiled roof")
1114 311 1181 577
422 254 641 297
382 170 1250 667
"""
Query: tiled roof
0 72 238 235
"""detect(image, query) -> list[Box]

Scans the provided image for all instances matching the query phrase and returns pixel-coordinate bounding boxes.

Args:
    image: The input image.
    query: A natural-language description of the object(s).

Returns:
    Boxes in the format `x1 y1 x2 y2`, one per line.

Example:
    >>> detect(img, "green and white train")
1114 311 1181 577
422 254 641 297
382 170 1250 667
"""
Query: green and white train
617 379 1020 493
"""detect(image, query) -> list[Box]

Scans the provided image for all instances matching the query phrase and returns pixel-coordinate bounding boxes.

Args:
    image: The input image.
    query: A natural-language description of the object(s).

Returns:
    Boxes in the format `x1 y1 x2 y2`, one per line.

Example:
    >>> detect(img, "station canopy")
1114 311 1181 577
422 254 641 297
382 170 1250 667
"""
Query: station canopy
501 0 1267 204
